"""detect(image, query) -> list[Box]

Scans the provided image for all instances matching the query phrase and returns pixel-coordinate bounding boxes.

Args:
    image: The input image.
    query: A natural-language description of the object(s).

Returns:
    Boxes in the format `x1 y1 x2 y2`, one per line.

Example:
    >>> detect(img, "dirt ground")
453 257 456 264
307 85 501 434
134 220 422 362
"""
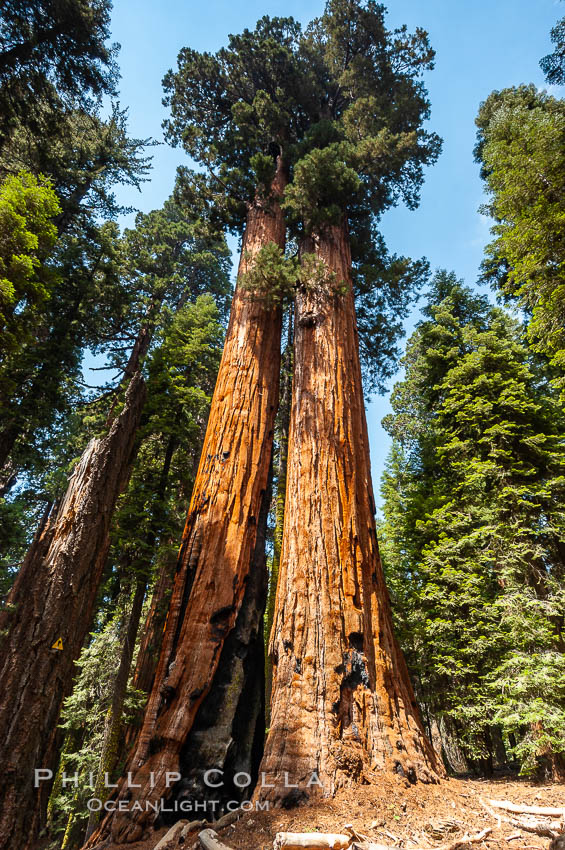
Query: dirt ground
116 773 565 850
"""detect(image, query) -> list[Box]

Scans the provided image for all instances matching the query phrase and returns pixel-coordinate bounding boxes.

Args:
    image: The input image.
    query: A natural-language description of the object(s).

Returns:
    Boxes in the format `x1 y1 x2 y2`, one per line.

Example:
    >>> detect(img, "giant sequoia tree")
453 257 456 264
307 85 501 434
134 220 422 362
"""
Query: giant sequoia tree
258 0 442 803
87 19 315 845
84 6 442 838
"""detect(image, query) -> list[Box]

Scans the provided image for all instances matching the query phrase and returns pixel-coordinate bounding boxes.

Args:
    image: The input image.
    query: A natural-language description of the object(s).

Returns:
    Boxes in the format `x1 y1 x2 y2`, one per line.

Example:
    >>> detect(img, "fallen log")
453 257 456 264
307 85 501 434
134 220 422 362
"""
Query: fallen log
488 800 565 819
352 827 492 850
198 829 235 850
154 822 187 849
481 799 560 839
273 834 352 849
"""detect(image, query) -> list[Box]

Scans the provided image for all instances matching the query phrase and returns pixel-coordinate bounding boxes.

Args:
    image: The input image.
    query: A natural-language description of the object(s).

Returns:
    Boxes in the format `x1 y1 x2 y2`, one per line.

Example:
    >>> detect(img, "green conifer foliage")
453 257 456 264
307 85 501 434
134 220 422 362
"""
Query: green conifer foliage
381 275 565 775
476 85 565 400
282 0 441 390
0 0 118 148
163 15 317 231
0 171 60 354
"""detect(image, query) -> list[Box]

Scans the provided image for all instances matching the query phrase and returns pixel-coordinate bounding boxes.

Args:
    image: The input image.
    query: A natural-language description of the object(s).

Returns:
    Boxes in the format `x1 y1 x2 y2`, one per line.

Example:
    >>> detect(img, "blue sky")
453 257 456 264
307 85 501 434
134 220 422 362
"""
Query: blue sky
108 0 562 507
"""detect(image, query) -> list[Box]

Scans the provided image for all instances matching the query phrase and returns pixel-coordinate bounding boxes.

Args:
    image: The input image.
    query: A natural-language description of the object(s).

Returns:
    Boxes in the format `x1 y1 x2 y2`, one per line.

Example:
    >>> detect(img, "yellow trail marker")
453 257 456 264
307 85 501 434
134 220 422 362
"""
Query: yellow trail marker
51 637 64 651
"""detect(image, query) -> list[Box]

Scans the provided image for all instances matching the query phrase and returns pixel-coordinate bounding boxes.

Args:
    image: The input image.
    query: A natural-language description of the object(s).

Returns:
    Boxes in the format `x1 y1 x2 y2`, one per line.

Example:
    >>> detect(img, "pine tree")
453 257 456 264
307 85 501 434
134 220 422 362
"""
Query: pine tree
0 105 152 493
475 84 565 401
0 171 60 356
0 0 118 151
380 278 565 776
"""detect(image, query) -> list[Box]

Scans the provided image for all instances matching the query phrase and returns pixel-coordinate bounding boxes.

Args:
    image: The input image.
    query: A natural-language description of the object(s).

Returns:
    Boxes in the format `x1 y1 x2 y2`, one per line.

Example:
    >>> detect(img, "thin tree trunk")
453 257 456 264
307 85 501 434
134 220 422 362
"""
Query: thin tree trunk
0 291 85 472
117 436 179 758
87 159 286 847
84 576 147 841
257 223 441 806
0 462 16 499
0 371 146 850
123 546 177 750
265 308 293 727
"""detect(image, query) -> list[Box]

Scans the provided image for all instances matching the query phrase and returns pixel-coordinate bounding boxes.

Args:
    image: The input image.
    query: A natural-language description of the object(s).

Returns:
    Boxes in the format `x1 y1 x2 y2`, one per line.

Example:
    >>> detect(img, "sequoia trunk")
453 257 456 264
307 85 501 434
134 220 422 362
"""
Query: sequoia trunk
169 461 270 818
0 372 146 850
257 223 441 806
89 162 286 846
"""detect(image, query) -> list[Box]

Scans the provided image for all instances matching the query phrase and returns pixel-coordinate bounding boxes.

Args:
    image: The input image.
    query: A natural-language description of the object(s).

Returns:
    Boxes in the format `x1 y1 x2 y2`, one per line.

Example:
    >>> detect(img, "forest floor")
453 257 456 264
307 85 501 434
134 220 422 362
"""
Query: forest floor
121 772 565 850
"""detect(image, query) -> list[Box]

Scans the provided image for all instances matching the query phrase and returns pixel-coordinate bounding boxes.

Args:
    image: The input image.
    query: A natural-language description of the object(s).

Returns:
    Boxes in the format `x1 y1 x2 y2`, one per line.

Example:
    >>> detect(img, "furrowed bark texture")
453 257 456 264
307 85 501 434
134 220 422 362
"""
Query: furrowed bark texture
92 165 286 845
257 223 440 807
170 463 270 818
0 372 146 850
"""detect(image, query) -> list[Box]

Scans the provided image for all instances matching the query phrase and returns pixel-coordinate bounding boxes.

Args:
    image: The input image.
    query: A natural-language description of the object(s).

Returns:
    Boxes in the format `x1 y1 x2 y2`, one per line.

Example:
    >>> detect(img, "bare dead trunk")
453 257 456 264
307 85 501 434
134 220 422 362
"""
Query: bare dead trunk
87 161 286 846
257 223 441 807
0 372 146 850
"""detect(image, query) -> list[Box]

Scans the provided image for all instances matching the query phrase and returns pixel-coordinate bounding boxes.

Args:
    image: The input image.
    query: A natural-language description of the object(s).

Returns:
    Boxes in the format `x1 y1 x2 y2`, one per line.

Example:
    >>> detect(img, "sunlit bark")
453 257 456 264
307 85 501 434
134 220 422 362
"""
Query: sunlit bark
258 223 441 805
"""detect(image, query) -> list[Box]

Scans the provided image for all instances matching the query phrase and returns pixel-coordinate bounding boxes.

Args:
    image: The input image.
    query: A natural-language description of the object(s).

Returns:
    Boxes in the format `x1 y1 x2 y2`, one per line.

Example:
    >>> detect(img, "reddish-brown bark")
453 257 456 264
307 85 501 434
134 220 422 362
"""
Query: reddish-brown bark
0 372 146 850
257 223 441 807
87 162 286 846
170 464 269 816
